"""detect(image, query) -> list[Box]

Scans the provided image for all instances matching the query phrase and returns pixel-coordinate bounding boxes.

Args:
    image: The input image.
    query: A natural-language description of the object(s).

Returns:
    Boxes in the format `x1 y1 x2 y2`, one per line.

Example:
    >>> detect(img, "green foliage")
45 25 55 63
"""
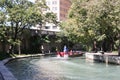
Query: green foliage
0 11 6 24
0 0 58 54
0 26 7 43
45 12 58 24
0 52 11 60
43 35 50 43
61 0 120 51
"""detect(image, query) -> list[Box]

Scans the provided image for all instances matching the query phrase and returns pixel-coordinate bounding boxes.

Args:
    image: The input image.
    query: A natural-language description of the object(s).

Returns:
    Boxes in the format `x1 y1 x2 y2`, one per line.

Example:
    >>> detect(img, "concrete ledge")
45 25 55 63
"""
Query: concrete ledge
0 61 17 80
85 52 102 62
0 72 4 80
85 52 120 64
2 58 13 64
0 54 44 80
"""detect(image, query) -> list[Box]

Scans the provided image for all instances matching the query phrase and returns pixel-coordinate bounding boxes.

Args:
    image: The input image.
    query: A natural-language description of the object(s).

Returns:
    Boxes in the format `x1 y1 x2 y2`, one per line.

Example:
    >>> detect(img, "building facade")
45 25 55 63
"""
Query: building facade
60 0 71 21
44 0 71 31
46 0 71 21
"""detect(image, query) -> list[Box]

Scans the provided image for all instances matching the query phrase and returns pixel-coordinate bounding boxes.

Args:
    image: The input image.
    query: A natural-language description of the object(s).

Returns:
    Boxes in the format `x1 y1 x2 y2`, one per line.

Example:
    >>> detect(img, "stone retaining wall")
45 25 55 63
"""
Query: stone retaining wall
0 59 17 80
85 52 120 64
0 72 4 80
0 54 44 80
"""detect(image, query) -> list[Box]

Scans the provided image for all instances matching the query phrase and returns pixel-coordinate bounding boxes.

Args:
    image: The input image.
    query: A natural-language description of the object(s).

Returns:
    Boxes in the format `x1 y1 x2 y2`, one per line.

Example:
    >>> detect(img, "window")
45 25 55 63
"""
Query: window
47 1 50 5
53 26 57 29
52 1 57 5
45 26 50 29
52 7 57 11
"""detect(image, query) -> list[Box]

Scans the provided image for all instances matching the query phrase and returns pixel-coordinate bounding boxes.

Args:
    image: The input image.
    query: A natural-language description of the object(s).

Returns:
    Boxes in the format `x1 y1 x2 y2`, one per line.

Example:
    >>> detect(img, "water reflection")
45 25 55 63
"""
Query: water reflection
6 57 120 80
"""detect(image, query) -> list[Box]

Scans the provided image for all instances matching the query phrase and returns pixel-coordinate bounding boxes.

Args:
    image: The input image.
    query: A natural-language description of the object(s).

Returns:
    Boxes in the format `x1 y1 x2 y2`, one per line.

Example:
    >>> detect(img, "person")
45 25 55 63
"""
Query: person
92 41 97 53
63 45 67 53
69 49 73 55
56 47 58 52
63 45 68 55
63 45 69 58
41 45 44 54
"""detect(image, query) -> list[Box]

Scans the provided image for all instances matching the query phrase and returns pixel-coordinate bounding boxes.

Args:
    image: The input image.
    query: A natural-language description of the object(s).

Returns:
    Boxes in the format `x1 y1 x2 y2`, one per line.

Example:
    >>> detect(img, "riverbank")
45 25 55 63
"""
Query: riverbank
0 52 11 60
0 53 44 80
0 60 17 80
85 52 120 64
0 72 4 80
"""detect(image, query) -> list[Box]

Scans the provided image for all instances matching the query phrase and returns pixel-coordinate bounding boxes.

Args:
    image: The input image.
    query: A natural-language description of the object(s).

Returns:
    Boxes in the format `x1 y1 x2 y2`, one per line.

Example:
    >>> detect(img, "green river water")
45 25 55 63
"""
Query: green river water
6 56 120 80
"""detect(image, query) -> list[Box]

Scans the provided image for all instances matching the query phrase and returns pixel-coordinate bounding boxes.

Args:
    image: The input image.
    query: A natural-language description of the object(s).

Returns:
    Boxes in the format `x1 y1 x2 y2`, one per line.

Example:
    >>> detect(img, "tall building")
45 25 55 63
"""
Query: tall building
46 0 71 21
32 0 71 32
44 0 71 31
59 0 71 21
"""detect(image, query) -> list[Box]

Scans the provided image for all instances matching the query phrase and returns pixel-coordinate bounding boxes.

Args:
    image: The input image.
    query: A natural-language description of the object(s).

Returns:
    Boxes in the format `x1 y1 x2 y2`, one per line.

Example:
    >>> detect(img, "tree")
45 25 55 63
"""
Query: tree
61 0 120 51
61 0 93 50
0 10 8 53
0 0 58 54
3 0 39 54
94 0 119 51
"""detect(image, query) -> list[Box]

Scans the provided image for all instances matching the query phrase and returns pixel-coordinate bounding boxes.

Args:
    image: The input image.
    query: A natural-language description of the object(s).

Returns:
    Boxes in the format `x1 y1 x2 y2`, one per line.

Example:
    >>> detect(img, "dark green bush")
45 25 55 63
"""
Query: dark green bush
0 52 11 60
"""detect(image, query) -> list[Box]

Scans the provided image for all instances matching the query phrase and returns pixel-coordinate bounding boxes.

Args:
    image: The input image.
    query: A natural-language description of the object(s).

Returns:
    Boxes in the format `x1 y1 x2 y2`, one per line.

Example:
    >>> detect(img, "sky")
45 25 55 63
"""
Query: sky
28 0 35 2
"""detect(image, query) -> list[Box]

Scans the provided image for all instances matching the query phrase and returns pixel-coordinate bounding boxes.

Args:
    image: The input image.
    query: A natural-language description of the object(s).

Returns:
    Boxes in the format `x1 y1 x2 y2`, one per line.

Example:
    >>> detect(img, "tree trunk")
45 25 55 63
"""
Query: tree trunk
92 41 97 53
11 23 18 54
18 44 21 55
1 41 6 53
118 46 120 56
8 45 13 54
